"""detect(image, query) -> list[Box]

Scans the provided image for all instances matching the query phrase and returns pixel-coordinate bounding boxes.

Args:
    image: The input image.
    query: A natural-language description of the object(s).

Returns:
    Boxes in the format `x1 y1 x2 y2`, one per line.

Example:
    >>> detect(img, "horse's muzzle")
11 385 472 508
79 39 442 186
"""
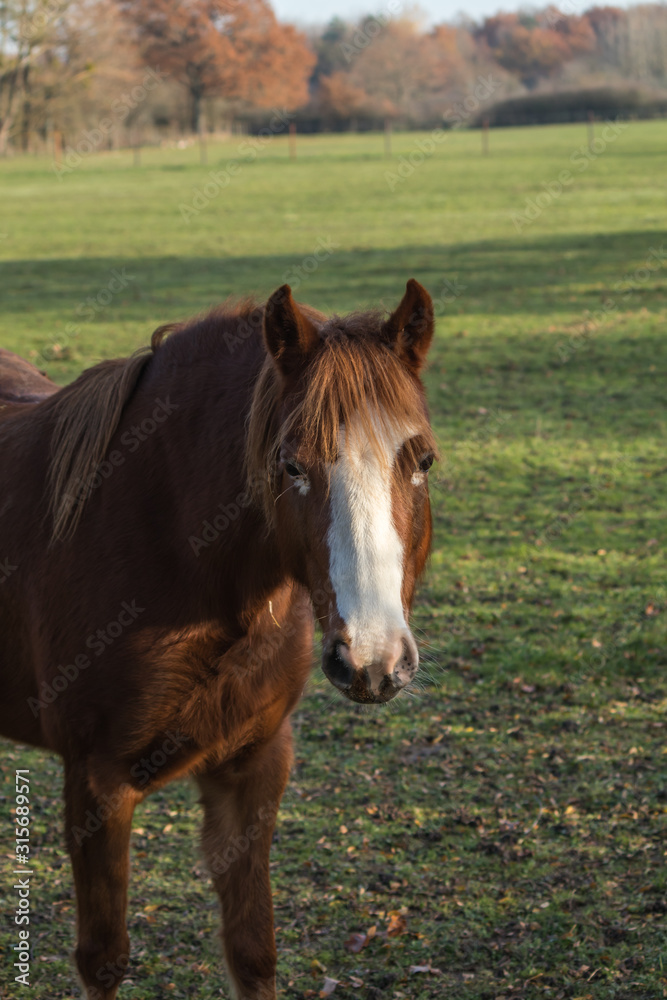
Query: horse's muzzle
322 636 417 704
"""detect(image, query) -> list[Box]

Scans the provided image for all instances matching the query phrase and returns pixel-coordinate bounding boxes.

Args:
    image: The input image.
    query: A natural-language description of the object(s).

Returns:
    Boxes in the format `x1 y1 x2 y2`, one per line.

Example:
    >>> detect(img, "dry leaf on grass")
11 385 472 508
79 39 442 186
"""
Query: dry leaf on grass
387 910 408 937
344 932 368 953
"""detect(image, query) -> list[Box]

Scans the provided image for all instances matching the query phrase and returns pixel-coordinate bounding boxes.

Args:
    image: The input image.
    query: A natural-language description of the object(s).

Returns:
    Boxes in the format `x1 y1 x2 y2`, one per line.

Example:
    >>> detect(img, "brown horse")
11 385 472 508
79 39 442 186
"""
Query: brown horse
0 280 436 999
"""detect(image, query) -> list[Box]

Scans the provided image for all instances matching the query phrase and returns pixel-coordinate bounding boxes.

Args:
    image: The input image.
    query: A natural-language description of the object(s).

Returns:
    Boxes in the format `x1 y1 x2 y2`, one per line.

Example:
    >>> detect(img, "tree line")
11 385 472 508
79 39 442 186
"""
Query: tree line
1 0 666 154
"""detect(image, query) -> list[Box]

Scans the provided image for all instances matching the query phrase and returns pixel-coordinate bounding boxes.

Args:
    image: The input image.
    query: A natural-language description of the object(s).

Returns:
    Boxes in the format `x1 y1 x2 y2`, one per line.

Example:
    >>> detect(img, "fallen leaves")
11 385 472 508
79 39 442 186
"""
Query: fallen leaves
344 911 407 953
386 909 408 937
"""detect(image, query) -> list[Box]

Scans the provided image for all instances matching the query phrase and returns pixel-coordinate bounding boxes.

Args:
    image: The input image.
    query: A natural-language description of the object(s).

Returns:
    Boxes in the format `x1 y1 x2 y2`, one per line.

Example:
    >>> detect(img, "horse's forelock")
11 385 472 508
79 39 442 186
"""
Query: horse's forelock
245 316 436 518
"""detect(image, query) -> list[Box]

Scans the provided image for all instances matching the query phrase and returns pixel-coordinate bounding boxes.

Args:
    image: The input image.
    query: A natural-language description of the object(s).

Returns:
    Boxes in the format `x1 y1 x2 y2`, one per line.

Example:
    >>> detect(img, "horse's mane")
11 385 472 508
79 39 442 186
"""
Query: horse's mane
44 300 254 544
246 311 436 519
46 348 155 542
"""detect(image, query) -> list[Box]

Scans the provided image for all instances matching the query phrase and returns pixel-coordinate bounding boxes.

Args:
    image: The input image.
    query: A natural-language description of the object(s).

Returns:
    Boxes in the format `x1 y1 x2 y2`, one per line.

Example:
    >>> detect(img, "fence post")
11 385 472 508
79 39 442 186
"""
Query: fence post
198 120 207 166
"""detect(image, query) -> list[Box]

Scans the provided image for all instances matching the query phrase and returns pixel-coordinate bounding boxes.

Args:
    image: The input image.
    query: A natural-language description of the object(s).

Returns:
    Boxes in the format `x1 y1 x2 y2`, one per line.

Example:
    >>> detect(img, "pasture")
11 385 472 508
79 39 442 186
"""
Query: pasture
0 122 665 999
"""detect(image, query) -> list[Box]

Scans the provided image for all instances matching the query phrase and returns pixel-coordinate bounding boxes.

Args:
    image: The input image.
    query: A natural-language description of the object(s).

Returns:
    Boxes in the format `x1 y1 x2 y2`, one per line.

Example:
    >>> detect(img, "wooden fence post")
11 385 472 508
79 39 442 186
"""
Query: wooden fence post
199 121 207 166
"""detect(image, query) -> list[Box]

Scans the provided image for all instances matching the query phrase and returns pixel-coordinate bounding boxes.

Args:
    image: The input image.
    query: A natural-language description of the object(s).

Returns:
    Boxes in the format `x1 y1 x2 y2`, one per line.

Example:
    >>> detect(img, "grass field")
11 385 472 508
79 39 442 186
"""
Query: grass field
0 122 666 1000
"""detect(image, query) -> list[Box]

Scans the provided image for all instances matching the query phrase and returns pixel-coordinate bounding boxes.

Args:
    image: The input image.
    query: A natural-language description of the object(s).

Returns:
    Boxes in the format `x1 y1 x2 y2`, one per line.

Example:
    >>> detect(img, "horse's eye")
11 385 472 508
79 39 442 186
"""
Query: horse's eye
419 454 434 473
284 461 305 478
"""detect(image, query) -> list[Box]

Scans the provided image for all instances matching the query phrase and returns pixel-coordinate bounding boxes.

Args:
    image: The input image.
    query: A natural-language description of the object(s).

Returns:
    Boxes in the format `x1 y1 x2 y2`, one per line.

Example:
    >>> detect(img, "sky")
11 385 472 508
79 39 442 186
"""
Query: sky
272 0 504 25
271 0 633 27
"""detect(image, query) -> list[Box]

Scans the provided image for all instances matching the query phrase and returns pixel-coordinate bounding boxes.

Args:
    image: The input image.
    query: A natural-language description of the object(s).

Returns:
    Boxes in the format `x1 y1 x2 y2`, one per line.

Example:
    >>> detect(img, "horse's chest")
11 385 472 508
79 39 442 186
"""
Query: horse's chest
155 616 311 757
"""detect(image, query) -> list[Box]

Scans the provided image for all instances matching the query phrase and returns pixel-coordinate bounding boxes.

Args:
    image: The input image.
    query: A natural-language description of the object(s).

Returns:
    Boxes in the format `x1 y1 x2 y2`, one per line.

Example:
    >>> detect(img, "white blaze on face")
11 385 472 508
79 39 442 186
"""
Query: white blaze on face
327 411 413 667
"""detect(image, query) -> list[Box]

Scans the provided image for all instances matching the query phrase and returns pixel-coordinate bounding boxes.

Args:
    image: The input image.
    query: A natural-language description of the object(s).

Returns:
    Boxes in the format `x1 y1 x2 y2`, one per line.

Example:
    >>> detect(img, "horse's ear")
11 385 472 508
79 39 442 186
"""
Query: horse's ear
264 284 319 377
381 279 434 373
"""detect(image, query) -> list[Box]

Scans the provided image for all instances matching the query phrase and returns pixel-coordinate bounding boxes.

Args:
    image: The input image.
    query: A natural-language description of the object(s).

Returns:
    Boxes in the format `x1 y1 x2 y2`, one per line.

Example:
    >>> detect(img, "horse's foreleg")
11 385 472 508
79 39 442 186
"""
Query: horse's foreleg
196 721 293 1000
64 766 136 1000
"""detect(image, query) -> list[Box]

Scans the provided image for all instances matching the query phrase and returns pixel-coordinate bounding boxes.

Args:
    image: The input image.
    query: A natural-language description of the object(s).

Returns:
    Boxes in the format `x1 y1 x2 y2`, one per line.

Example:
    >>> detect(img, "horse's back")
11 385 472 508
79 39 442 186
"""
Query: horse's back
0 349 57 406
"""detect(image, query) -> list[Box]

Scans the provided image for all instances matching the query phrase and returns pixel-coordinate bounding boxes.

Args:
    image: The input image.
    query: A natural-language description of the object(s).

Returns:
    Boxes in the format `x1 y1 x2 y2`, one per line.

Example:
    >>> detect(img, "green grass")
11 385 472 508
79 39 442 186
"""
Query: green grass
0 123 666 1000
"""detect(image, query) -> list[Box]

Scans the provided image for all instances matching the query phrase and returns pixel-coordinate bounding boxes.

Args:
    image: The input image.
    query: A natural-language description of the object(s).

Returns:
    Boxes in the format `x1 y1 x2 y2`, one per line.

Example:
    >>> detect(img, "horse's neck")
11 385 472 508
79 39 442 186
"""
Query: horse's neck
134 344 286 620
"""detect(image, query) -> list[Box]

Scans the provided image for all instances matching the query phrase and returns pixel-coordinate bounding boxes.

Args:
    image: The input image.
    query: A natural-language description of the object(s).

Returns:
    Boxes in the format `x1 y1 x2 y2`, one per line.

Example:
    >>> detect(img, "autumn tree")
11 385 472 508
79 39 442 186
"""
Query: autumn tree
315 15 485 124
587 5 667 82
0 0 71 153
476 11 595 87
122 0 314 133
425 23 481 109
317 71 368 121
586 3 628 64
34 0 141 140
0 0 143 153
344 17 444 121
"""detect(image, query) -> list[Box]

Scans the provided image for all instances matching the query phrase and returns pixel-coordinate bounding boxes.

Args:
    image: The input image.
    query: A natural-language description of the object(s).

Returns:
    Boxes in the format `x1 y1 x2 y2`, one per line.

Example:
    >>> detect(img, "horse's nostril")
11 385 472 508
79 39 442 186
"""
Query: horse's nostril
379 673 398 697
391 638 418 688
323 640 355 691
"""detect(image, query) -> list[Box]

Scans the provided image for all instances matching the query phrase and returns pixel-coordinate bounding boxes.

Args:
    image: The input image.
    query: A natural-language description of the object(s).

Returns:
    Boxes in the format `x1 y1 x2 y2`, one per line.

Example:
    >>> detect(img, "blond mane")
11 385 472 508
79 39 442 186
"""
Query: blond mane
47 349 154 542
246 318 437 517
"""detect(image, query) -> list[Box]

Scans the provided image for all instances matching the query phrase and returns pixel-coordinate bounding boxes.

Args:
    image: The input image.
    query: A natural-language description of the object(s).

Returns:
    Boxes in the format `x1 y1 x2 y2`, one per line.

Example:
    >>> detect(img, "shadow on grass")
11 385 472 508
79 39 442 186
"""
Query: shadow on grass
0 231 664 427
0 229 665 324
